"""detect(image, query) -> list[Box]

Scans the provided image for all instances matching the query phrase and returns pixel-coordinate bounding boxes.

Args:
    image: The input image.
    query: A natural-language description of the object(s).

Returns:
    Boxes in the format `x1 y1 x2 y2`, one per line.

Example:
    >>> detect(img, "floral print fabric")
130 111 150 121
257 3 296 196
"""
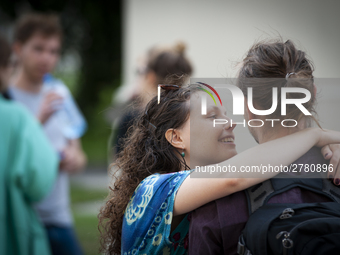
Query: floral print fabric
122 170 193 255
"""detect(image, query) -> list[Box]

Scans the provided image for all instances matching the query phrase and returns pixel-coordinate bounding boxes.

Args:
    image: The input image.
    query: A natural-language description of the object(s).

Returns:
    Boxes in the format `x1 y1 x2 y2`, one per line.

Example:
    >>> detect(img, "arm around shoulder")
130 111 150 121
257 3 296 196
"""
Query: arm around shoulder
174 128 340 216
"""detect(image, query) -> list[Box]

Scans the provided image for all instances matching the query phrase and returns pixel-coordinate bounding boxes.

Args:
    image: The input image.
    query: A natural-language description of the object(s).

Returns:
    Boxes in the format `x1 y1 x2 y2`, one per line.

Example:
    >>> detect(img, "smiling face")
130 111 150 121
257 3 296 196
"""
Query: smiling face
179 90 237 167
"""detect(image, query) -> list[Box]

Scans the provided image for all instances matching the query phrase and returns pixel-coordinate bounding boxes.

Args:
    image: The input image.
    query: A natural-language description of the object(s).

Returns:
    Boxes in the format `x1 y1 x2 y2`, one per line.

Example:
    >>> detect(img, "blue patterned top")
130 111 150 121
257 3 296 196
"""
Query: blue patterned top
122 170 193 255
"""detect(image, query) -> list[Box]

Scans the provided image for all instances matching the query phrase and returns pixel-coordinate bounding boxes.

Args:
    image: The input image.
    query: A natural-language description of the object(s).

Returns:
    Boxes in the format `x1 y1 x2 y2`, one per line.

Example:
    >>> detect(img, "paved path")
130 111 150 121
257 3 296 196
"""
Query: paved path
70 171 110 191
73 200 104 216
70 166 112 216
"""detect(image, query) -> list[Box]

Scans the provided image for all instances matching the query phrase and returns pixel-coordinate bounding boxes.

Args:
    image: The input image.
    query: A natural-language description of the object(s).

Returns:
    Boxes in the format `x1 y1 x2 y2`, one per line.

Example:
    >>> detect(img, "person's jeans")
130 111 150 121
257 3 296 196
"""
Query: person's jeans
46 225 84 255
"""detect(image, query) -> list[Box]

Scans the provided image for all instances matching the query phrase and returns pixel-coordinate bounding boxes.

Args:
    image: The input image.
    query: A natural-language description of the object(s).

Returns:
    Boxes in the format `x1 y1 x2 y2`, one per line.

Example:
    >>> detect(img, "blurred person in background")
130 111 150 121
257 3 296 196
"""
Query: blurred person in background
109 42 193 160
8 13 87 255
0 34 58 255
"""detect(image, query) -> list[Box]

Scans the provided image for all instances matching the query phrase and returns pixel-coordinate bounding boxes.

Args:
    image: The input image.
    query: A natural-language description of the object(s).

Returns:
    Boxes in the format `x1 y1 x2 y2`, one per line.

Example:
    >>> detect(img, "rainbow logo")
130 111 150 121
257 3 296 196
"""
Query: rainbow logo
197 82 223 106
197 82 223 115
157 82 223 115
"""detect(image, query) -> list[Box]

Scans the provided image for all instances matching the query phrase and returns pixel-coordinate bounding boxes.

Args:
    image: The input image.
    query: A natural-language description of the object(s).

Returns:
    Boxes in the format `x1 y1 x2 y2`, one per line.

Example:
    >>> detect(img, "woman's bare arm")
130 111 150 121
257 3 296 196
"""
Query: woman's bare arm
174 128 340 216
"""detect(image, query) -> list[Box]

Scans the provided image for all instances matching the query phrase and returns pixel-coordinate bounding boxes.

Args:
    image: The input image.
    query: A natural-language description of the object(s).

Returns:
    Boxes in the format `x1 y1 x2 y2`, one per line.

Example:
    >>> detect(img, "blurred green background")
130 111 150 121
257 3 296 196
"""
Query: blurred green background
0 1 123 254
71 185 108 255
0 0 122 164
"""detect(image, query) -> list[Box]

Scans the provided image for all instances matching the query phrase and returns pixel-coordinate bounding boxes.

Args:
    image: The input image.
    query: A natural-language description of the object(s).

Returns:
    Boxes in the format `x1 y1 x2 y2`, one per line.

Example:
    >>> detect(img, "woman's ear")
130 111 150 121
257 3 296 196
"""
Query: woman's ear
165 128 184 150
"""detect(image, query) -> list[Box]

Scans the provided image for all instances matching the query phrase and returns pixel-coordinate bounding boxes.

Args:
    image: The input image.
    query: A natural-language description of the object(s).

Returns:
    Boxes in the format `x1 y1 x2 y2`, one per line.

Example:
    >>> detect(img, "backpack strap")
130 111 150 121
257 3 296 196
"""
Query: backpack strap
245 180 275 215
246 173 340 215
237 235 253 255
322 178 340 202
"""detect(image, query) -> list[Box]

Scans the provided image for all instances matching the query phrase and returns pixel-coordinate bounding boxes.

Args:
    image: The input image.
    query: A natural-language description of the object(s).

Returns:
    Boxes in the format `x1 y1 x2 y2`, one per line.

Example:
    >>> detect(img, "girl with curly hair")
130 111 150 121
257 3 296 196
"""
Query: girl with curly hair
99 81 340 255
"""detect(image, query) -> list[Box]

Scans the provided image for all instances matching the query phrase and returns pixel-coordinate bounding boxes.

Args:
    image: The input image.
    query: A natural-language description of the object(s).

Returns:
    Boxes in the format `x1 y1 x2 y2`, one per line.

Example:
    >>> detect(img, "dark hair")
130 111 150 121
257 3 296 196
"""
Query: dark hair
98 83 201 254
146 42 193 85
238 39 319 127
14 13 62 44
0 34 11 91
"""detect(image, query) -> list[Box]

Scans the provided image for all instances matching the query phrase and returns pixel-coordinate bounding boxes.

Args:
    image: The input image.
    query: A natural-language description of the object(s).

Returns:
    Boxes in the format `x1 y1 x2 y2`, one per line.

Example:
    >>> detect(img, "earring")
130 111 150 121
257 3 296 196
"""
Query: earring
181 148 185 157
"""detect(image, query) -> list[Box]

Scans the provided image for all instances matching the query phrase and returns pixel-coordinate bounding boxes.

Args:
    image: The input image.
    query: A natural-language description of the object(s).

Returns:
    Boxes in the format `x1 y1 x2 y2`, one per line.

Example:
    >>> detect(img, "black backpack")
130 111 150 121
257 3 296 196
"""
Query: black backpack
237 175 340 255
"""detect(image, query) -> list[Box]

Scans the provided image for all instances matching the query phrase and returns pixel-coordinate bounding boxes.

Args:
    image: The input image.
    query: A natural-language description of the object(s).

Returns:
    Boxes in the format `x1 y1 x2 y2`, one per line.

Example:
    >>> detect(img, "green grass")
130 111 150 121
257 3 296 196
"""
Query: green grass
74 215 101 255
71 186 108 204
71 185 109 255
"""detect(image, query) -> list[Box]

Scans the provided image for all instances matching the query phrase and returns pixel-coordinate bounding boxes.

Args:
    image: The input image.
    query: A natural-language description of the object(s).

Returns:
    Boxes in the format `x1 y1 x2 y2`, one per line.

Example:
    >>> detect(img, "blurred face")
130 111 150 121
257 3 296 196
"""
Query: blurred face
135 55 158 96
181 91 237 167
16 33 61 81
134 56 149 93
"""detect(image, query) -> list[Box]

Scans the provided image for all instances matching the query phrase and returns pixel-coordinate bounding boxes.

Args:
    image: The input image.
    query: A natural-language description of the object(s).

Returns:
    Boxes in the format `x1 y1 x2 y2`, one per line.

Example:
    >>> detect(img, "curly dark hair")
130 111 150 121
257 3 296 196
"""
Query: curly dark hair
98 83 202 254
